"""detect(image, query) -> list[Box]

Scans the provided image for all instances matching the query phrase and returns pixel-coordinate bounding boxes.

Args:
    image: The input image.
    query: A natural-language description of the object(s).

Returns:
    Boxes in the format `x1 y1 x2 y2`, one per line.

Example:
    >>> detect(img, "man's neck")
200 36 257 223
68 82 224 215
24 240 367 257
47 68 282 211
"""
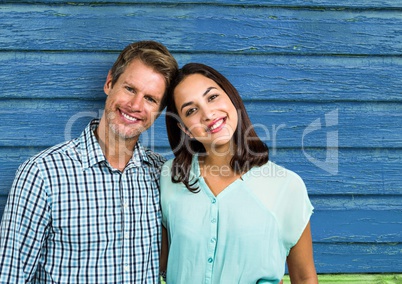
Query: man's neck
95 121 138 171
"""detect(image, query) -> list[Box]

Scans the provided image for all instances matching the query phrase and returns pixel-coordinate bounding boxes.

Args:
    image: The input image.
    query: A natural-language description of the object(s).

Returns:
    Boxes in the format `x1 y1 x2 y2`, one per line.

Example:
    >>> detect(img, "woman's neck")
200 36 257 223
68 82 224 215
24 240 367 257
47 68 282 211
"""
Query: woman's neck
199 151 241 196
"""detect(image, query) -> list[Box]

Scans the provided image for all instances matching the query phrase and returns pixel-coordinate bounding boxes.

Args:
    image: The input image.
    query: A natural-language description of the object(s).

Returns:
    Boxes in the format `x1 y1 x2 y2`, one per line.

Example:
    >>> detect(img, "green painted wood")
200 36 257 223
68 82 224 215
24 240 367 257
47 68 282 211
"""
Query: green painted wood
283 274 402 283
161 273 402 284
1 4 402 54
1 52 402 102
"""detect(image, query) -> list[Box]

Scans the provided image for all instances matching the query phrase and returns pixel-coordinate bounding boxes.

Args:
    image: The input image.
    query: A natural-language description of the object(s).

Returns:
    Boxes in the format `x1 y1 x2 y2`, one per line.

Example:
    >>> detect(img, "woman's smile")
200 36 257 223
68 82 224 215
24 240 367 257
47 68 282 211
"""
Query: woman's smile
207 117 227 133
174 74 238 150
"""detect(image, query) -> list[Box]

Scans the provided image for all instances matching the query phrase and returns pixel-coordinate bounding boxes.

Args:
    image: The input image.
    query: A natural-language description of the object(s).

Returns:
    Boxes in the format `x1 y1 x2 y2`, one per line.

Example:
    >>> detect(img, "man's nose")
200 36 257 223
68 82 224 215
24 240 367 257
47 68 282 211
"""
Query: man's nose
129 94 144 111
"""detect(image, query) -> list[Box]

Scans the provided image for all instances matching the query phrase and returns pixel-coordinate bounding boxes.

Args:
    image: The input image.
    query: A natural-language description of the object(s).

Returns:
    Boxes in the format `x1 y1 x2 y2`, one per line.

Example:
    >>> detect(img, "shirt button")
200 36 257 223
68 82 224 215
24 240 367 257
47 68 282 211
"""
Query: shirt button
208 257 213 263
210 238 216 243
123 202 129 209
211 218 216 223
211 198 216 204
124 233 129 239
124 265 130 272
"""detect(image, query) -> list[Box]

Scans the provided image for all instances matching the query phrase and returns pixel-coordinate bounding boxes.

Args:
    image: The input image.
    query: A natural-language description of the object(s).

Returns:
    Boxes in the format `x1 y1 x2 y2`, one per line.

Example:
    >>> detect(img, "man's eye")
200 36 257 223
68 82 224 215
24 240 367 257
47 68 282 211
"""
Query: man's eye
126 86 135 93
145 96 156 103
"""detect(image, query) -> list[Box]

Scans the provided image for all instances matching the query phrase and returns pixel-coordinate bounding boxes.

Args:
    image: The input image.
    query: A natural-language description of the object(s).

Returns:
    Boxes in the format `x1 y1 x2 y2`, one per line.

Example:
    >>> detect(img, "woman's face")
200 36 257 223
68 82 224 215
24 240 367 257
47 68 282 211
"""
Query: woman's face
173 74 238 152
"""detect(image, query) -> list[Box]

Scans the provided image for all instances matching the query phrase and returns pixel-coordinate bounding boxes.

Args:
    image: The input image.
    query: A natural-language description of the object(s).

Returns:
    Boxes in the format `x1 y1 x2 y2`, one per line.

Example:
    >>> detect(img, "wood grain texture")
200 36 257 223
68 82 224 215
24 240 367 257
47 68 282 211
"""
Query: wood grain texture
1 100 400 148
283 274 402 283
1 4 402 54
1 53 402 102
1 146 401 196
313 243 402 273
311 209 402 243
4 0 402 8
1 0 401 275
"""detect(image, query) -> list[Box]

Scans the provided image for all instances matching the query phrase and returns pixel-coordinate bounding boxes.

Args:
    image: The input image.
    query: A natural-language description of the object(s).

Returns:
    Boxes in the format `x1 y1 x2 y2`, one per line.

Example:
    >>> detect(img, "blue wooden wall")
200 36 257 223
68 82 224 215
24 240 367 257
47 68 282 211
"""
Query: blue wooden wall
1 0 401 275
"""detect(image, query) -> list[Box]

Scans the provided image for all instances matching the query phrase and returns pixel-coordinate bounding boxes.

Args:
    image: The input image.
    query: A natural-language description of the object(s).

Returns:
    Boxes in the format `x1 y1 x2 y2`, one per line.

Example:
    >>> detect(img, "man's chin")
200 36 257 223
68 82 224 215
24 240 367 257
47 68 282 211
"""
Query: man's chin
110 125 144 141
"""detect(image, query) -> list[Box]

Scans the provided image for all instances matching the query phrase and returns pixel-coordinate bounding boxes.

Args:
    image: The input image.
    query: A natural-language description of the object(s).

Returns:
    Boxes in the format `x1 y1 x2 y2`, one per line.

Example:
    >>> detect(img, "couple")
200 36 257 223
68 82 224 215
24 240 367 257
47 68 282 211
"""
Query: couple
0 41 317 283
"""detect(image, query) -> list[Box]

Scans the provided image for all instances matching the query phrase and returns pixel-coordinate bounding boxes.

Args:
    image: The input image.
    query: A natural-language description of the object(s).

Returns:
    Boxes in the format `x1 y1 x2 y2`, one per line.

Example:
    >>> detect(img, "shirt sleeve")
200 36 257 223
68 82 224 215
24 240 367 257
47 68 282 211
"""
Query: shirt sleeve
277 171 314 254
0 159 51 283
160 160 173 228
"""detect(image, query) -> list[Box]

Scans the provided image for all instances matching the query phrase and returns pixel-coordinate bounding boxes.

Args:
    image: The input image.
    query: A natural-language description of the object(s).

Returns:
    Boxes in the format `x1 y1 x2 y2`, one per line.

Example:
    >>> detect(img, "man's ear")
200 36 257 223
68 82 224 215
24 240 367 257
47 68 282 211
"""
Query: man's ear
177 123 193 138
104 71 113 95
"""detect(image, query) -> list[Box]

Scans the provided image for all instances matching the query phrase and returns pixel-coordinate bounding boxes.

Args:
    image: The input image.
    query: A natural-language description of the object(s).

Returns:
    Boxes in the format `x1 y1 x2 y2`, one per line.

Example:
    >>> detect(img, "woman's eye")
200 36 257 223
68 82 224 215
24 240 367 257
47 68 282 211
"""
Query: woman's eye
185 108 196 116
208 94 218 101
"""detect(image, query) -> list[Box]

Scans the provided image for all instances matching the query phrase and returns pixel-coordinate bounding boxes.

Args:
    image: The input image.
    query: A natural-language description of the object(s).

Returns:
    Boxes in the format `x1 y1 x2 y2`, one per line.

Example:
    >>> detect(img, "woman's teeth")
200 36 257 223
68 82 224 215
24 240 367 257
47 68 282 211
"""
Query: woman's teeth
210 119 224 131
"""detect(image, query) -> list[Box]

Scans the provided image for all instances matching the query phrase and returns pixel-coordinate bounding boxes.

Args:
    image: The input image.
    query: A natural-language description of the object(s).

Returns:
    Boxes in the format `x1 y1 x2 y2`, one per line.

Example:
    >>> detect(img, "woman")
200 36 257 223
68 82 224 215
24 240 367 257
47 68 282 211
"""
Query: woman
160 63 318 284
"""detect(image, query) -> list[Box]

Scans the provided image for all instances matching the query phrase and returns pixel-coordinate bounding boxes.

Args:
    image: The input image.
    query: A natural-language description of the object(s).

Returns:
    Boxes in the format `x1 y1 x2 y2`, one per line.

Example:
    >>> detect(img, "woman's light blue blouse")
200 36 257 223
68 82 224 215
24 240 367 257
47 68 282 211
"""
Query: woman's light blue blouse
160 155 314 284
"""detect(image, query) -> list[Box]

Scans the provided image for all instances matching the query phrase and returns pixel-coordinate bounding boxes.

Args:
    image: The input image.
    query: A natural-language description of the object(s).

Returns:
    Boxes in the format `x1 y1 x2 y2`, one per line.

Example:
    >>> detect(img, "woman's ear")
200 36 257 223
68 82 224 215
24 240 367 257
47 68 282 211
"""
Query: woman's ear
177 123 193 138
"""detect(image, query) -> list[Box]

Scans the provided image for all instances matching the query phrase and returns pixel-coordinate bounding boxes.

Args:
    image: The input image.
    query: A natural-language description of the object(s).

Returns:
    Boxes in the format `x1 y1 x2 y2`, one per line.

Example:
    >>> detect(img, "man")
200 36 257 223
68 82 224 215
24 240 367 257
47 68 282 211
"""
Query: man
0 41 178 283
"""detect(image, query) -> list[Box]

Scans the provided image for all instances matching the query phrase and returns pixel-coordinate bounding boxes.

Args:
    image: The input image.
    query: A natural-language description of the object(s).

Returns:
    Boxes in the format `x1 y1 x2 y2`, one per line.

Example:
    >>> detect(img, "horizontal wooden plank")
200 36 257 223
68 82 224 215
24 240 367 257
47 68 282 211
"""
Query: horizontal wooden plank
311 195 402 211
1 4 402 54
0 199 401 275
311 209 402 243
273 148 402 195
313 243 402 273
5 1 402 9
2 181 401 244
0 100 400 148
0 146 401 196
1 52 402 102
0 194 401 274
1 181 401 243
1 191 401 242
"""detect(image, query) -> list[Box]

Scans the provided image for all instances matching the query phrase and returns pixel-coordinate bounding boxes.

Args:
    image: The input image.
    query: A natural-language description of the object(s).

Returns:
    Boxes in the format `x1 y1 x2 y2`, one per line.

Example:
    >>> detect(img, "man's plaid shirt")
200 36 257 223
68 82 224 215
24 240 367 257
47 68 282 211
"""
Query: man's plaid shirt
0 119 165 283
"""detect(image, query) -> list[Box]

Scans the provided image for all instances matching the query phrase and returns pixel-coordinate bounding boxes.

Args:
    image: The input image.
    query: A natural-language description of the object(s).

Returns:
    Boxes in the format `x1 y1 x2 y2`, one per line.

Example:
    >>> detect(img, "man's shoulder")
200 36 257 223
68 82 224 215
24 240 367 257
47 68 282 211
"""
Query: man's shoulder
143 148 167 168
22 139 79 168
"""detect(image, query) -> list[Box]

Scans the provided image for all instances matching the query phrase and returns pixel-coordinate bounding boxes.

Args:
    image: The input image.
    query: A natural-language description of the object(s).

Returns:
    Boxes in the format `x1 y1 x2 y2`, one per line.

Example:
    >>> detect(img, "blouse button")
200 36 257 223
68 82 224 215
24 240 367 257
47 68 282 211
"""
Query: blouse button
208 257 213 263
211 198 216 204
211 218 216 223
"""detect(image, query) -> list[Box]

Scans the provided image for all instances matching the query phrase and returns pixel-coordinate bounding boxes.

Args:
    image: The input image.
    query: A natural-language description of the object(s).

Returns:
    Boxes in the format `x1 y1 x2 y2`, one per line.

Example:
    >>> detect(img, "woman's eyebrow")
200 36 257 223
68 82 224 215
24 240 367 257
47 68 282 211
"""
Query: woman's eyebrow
180 86 217 112
202 86 217 97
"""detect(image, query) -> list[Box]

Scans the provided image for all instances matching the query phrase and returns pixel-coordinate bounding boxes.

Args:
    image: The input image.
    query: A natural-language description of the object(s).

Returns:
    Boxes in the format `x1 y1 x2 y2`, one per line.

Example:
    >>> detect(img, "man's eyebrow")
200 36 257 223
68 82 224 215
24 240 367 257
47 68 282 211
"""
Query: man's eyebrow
180 87 217 112
123 80 137 90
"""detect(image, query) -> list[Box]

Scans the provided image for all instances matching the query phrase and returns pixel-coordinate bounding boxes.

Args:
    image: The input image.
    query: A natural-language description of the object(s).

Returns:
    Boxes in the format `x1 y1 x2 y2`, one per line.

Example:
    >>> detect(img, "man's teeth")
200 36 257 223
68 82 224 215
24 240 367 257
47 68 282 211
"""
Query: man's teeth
122 112 138 122
210 119 224 131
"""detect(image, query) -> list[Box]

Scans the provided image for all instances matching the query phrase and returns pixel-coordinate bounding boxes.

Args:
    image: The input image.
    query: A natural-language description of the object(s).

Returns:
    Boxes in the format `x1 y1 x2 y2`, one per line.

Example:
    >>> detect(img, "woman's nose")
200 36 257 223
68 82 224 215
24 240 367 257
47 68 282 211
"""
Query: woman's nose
201 107 215 121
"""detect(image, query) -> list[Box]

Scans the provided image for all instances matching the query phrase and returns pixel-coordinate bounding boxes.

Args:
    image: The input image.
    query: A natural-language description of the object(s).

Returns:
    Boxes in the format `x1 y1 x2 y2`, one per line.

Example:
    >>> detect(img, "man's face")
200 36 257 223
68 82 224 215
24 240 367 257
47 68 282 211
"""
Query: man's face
103 59 166 140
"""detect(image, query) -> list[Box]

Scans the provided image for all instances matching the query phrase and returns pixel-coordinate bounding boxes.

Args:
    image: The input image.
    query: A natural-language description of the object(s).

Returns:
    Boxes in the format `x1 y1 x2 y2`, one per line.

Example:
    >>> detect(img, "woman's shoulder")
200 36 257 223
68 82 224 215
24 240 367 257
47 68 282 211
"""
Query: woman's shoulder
162 158 174 168
248 161 313 250
160 158 174 181
250 161 305 187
